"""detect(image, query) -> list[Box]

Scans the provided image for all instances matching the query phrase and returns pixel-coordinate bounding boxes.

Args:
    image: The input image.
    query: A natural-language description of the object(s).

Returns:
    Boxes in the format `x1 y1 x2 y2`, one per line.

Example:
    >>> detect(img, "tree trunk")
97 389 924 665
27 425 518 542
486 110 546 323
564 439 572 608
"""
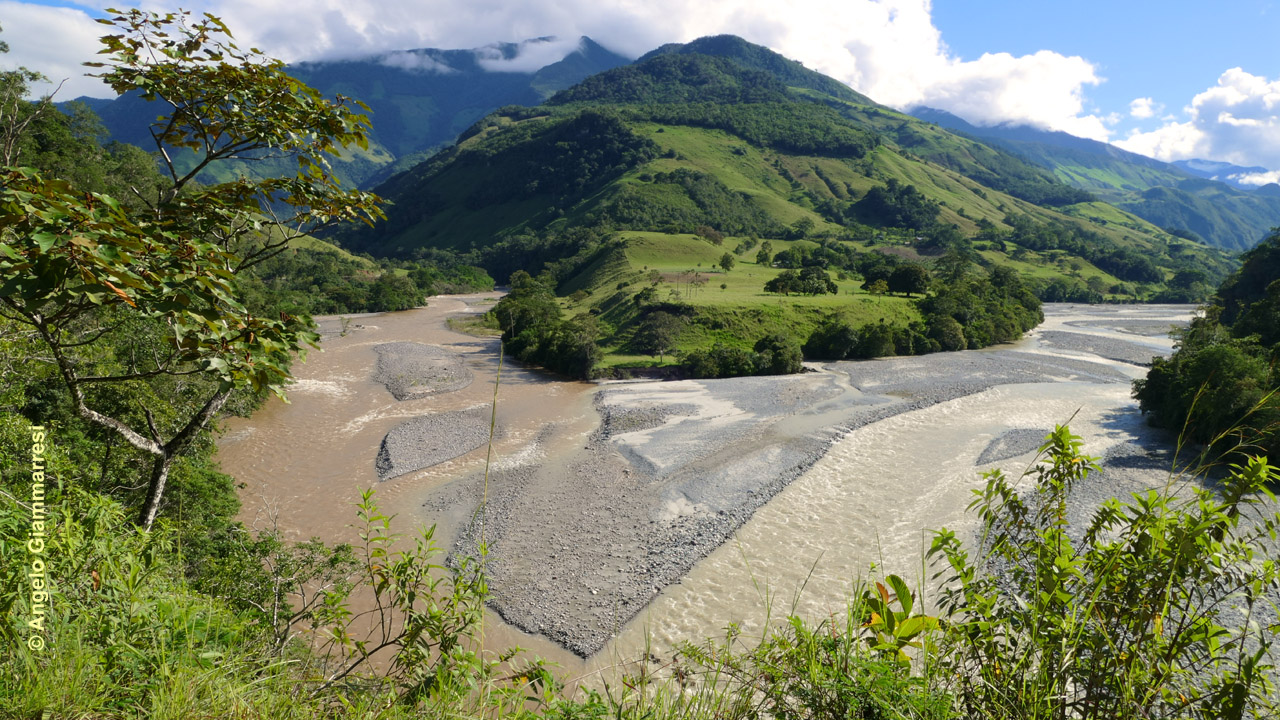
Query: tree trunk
134 388 230 530
139 452 175 531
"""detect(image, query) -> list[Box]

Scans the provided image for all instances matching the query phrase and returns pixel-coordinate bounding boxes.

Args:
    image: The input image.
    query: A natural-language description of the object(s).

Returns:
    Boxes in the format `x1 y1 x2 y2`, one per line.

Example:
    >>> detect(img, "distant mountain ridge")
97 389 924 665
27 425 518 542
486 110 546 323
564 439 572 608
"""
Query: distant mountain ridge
1171 159 1273 189
68 36 631 188
909 107 1280 250
66 31 1278 252
288 36 629 160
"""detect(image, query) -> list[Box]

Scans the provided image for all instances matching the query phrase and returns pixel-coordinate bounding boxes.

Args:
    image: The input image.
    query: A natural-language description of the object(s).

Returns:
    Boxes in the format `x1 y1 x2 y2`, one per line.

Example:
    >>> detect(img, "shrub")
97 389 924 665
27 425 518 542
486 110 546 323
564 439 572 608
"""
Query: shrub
753 334 803 375
929 426 1280 719
804 320 860 360
683 344 758 378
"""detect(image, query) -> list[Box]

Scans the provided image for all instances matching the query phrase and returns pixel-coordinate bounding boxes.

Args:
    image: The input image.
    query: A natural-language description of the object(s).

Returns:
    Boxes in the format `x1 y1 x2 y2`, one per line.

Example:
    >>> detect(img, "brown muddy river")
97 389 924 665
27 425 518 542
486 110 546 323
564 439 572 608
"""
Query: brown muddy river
218 295 1194 679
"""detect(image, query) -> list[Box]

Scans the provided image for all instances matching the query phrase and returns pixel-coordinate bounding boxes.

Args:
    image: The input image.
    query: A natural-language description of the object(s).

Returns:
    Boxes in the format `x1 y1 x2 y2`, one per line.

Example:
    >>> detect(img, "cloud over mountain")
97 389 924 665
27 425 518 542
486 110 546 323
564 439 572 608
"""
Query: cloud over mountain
12 0 1278 175
1117 68 1280 173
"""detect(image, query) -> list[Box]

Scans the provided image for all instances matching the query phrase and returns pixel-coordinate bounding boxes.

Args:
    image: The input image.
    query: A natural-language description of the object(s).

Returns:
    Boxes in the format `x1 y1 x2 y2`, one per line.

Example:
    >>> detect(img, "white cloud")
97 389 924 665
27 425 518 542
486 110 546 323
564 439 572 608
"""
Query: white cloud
473 37 586 73
901 48 1106 140
1232 170 1280 187
0 1 114 99
378 51 456 74
1116 68 1280 170
1129 97 1160 119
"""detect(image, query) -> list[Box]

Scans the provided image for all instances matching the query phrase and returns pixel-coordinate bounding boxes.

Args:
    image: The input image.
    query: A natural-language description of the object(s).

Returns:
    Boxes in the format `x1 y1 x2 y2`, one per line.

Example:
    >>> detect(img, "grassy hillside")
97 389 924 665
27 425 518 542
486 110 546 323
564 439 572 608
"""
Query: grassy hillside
334 36 1236 373
911 107 1280 251
553 232 920 369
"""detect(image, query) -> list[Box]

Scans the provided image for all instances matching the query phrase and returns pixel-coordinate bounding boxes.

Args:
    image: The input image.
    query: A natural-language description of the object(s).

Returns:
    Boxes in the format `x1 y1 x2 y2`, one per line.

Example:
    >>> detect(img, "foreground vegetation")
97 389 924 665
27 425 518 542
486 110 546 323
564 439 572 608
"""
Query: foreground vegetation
4 423 1276 718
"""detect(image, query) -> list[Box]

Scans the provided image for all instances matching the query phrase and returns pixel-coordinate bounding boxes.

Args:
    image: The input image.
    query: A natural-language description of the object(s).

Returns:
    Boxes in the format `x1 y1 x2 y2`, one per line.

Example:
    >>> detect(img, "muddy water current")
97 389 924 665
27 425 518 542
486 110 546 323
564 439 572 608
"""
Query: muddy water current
217 299 1194 679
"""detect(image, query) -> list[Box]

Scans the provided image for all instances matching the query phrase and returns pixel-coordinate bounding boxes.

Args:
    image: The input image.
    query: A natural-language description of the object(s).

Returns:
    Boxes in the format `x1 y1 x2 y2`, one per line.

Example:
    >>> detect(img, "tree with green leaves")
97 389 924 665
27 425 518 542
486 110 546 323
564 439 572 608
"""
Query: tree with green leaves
0 10 382 529
753 333 802 374
764 269 801 295
636 310 684 361
719 252 736 272
889 263 930 297
0 24 60 170
798 265 838 295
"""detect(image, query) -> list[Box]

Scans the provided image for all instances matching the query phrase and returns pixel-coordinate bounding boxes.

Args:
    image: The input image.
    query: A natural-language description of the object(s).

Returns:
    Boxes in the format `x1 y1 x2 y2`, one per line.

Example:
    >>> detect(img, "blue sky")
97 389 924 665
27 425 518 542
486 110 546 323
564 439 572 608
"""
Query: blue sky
934 1 1279 155
4 0 1280 179
934 1 1278 111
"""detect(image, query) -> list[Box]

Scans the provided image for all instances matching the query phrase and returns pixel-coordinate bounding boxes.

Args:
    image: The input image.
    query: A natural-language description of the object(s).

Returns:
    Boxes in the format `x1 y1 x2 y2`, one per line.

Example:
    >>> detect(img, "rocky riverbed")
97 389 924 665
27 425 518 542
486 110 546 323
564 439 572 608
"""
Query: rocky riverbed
373 341 474 400
421 304 1211 657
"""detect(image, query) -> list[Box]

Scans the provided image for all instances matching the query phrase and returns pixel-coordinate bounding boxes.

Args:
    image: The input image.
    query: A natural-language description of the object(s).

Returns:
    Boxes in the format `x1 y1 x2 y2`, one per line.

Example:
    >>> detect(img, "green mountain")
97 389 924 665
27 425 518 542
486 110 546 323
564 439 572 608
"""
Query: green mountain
68 36 630 188
336 36 1235 374
910 107 1280 251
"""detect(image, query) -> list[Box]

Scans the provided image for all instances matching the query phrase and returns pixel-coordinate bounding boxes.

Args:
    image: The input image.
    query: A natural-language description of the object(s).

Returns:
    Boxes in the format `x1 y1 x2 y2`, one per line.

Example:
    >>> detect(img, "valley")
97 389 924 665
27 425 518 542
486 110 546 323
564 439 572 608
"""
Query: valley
7 6 1280 713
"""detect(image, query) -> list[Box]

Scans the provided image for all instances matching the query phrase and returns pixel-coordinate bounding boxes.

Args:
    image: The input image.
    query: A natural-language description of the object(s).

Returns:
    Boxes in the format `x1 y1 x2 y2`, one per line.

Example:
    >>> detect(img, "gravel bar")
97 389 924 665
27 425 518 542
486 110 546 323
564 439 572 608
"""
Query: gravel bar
413 305 1217 658
374 342 474 400
977 428 1052 466
429 329 1156 656
1037 330 1165 366
375 407 493 481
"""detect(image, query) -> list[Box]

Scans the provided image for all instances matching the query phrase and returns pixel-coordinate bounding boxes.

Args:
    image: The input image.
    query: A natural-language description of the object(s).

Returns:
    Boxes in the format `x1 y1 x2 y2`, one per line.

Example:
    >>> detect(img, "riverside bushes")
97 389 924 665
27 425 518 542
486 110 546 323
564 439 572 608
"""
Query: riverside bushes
804 263 1042 361
493 271 603 379
238 248 495 317
1135 229 1280 461
682 333 803 378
